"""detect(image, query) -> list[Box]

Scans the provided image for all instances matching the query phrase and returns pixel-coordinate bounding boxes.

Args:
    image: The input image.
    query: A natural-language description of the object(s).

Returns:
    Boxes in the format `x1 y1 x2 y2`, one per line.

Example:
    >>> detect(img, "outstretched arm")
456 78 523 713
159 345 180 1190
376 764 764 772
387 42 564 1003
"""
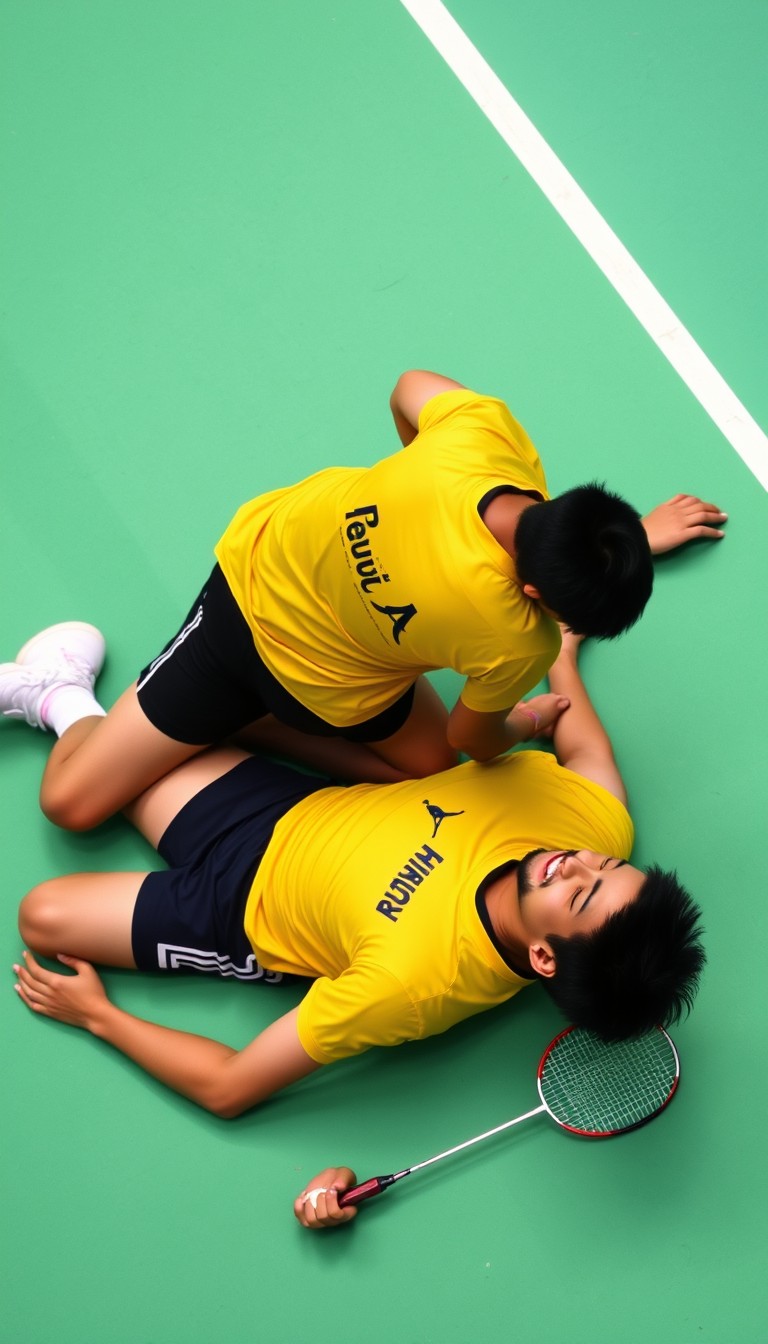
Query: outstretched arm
546 633 626 805
14 952 319 1116
642 493 727 554
390 370 466 445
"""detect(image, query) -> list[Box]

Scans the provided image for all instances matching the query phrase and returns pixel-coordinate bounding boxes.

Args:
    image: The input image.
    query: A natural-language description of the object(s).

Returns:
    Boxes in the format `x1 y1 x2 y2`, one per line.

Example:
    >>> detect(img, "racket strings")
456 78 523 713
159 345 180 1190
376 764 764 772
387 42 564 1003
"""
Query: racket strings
539 1028 678 1133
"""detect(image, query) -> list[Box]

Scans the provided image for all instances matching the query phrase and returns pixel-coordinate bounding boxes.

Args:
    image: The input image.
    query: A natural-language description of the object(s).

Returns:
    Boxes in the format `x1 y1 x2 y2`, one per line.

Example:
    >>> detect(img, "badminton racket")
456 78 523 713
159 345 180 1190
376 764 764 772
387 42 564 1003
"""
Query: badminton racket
339 1024 679 1208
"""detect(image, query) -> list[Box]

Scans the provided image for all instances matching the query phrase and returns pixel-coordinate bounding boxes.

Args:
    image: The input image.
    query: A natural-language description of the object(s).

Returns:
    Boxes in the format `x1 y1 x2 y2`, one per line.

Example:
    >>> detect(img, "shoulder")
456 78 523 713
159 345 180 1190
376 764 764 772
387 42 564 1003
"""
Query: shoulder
296 965 420 1064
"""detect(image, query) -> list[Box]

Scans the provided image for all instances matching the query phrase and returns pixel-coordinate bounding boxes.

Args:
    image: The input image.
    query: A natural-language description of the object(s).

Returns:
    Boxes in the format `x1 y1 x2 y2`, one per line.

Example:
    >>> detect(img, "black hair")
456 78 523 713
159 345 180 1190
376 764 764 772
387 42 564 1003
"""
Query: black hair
515 482 653 638
541 866 705 1041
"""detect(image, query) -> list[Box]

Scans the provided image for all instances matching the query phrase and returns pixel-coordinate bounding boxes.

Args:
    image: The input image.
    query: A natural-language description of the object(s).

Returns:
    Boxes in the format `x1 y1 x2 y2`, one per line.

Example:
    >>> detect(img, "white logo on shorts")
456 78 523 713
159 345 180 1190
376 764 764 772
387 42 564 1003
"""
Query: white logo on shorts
157 943 283 982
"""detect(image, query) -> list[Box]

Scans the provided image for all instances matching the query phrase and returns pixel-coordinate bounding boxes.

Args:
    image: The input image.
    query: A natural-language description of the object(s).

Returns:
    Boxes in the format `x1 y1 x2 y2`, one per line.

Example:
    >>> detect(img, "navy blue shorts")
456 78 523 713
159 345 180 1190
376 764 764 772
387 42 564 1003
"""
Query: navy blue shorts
131 755 330 981
135 563 416 745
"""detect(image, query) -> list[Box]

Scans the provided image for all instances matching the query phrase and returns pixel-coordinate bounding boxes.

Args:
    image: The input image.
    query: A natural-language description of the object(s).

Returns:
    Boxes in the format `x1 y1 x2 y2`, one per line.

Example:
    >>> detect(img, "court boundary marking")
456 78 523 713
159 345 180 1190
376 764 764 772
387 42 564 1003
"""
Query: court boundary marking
400 0 768 491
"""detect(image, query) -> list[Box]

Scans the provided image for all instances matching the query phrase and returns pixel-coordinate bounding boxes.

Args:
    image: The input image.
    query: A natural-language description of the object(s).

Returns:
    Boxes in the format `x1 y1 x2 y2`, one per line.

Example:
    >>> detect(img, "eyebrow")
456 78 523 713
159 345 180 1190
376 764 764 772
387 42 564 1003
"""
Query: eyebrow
578 860 627 916
578 879 601 915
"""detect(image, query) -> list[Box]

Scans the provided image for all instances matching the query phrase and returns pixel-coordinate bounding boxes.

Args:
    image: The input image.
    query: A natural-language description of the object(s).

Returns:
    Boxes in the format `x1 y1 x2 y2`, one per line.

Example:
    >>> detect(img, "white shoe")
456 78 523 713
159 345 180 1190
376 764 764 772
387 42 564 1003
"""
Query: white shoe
0 621 106 729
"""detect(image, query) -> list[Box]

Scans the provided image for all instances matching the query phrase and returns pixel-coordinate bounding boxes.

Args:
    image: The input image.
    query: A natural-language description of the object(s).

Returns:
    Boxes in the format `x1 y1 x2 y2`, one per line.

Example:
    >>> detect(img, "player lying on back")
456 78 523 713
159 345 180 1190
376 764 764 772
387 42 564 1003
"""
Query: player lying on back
13 627 704 1194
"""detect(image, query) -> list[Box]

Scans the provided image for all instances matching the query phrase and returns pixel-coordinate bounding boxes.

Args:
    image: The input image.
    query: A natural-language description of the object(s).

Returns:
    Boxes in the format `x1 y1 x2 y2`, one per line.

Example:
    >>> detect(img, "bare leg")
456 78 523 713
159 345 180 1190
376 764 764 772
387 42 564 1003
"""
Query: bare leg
365 678 457 778
19 872 143 966
124 745 256 849
20 747 264 966
39 683 207 831
234 718 408 783
237 678 457 783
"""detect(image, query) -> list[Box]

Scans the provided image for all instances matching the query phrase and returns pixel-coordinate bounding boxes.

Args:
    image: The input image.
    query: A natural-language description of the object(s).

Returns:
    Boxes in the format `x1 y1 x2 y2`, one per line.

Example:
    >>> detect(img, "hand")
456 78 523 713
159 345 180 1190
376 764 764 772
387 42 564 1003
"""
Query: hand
294 1167 360 1230
510 692 570 741
642 494 727 554
13 950 108 1031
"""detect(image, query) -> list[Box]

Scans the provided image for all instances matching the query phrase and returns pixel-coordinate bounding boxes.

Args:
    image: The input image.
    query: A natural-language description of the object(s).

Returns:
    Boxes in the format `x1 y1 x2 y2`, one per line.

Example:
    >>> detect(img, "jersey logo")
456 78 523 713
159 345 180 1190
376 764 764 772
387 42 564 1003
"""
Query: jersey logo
344 505 417 641
422 798 465 838
371 600 418 644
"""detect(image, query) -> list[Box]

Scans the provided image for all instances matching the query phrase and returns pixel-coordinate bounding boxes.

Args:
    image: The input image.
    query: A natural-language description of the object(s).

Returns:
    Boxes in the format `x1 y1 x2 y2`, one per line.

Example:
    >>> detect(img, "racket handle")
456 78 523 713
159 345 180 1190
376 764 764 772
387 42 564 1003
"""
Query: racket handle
338 1174 396 1207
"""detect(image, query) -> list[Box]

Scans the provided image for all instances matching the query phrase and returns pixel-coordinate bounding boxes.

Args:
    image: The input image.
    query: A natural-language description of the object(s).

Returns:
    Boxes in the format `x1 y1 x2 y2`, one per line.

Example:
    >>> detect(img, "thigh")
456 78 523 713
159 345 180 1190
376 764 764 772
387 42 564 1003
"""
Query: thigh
19 872 142 966
364 676 457 777
41 684 205 829
125 746 256 850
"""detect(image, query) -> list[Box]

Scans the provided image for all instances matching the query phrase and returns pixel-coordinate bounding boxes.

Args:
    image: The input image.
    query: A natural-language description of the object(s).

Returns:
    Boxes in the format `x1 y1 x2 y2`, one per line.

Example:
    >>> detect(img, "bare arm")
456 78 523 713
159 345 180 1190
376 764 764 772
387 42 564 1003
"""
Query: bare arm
15 952 320 1116
546 633 626 805
447 692 570 761
389 370 466 445
642 493 727 553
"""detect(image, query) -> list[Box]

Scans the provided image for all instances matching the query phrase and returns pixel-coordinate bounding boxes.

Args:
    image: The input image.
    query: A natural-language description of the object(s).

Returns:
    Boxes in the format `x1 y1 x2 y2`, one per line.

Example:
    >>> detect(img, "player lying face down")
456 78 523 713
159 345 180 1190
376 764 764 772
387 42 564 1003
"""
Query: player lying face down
0 371 726 837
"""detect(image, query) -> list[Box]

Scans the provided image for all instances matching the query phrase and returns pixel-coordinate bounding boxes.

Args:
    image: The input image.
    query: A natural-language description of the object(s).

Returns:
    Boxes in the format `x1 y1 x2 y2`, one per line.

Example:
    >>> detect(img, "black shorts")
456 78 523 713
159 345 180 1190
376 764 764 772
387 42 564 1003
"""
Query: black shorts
131 755 330 980
136 563 415 745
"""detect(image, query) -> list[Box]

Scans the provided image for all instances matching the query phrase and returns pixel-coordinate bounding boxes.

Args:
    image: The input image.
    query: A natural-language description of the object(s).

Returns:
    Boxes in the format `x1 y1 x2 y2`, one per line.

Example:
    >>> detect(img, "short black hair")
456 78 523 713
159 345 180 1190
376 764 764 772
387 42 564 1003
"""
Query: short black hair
515 482 653 638
541 866 705 1041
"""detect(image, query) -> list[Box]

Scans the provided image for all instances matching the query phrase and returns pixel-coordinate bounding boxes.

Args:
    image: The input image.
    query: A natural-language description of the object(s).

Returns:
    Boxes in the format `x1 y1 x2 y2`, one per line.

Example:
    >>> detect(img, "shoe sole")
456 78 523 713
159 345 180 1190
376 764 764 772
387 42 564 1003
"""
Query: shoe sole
16 621 106 668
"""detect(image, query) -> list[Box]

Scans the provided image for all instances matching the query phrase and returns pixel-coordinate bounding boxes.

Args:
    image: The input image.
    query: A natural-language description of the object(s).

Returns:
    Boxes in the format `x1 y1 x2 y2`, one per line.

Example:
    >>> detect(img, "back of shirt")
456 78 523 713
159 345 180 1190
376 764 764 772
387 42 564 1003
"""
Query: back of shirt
216 390 559 725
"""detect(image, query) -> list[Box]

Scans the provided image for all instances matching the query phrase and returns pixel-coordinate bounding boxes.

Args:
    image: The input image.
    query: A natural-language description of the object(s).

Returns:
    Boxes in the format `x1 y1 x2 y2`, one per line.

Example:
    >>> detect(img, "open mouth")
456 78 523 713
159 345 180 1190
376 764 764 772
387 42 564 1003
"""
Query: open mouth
541 852 570 884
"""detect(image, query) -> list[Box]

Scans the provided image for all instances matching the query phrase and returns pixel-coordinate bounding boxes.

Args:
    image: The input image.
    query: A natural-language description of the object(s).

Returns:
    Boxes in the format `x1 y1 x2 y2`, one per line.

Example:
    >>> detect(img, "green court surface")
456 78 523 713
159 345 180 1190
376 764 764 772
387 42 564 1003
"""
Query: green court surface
1 3 766 1341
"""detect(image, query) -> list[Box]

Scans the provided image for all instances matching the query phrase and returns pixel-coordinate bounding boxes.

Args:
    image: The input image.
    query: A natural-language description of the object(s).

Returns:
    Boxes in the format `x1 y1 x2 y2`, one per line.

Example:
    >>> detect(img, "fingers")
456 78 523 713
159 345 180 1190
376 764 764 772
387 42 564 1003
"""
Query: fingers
14 951 55 1015
661 493 726 515
12 948 94 1027
669 496 727 528
294 1167 359 1230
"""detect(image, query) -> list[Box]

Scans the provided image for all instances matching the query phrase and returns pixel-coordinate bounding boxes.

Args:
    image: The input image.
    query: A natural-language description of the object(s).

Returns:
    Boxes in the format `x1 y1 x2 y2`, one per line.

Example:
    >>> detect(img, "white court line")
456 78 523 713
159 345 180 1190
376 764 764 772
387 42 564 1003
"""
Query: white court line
400 0 768 491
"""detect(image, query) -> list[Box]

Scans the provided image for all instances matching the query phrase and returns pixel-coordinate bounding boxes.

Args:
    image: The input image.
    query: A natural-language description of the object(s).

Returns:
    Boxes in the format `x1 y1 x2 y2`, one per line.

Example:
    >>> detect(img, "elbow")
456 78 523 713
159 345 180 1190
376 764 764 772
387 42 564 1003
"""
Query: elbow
206 1093 249 1121
202 1081 252 1121
211 1100 247 1121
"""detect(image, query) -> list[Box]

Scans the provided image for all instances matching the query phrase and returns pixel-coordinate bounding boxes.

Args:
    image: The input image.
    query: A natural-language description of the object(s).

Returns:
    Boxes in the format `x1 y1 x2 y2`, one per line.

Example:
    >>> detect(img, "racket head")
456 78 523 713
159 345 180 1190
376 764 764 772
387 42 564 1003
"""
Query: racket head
537 1024 679 1138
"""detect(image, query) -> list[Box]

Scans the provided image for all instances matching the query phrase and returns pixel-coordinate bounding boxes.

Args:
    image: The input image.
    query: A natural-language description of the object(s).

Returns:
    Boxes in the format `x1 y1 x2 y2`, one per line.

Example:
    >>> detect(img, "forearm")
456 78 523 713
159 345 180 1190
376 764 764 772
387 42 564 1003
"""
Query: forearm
448 705 528 760
16 952 319 1116
448 695 569 760
89 1001 243 1115
547 644 626 801
547 644 616 769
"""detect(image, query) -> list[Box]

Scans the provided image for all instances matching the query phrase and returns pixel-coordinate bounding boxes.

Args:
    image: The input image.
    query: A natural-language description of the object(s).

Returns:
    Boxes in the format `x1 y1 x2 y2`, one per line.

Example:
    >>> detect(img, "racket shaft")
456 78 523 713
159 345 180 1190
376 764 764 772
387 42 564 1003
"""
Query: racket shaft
339 1103 546 1207
410 1103 546 1173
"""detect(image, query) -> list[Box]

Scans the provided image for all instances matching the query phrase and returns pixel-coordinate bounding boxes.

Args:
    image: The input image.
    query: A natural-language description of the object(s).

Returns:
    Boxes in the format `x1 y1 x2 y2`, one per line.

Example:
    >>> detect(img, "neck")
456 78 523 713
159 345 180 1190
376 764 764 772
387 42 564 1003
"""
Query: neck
482 493 539 560
484 866 531 973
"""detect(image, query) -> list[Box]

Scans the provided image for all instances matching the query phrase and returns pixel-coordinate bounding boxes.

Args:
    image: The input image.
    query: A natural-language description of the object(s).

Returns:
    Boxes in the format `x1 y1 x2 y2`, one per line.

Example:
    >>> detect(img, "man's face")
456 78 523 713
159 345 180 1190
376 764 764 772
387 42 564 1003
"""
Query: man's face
516 848 644 942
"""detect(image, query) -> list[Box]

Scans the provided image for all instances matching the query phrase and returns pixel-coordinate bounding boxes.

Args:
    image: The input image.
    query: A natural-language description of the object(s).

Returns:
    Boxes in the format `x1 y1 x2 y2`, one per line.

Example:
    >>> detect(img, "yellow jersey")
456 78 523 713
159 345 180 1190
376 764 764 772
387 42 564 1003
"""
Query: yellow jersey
243 750 634 1064
215 390 560 726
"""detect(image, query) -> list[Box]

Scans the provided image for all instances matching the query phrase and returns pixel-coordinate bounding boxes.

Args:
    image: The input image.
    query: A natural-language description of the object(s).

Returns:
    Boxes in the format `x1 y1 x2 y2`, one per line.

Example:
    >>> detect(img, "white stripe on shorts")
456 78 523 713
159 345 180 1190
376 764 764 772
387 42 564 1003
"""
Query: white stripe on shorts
136 604 204 693
157 942 283 982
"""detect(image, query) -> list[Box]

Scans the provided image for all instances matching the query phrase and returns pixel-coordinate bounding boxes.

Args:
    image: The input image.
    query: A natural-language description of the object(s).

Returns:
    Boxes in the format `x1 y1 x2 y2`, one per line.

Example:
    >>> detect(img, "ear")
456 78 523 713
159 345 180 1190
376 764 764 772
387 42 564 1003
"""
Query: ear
522 583 542 602
529 941 557 979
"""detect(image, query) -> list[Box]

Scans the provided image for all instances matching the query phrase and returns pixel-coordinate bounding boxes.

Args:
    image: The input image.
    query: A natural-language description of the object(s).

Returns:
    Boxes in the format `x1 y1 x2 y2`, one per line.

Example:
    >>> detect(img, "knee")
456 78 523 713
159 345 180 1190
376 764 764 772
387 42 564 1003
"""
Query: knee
39 779 104 832
19 882 68 953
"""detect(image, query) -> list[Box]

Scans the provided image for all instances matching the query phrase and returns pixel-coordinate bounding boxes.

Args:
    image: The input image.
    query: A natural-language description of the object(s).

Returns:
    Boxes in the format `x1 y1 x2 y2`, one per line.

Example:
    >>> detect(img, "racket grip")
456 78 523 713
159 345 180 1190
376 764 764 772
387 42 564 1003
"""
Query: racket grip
338 1174 396 1207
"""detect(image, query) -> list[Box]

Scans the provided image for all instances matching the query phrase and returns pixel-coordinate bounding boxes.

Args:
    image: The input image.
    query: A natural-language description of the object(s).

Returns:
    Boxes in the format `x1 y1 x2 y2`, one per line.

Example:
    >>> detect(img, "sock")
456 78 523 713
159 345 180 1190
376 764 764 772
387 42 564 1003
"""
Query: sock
40 684 107 738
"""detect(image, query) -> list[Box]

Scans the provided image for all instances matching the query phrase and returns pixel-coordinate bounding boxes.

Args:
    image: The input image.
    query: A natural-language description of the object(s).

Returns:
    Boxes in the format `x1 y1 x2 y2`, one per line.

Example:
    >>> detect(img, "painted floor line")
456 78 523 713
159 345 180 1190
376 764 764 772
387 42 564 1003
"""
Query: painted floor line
400 0 768 491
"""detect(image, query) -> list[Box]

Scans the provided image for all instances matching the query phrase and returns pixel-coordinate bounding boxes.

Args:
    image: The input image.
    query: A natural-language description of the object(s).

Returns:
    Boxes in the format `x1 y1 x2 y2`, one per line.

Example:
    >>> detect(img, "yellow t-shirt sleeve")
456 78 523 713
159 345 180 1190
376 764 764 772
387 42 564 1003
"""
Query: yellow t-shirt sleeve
418 388 506 435
296 963 420 1064
459 645 559 714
